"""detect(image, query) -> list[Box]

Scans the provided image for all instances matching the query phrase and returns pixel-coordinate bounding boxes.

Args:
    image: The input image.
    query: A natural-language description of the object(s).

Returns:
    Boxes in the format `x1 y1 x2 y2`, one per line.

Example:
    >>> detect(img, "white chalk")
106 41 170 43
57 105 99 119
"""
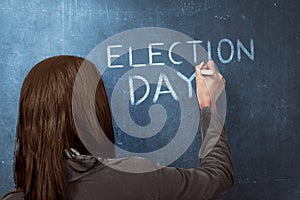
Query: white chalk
200 69 213 76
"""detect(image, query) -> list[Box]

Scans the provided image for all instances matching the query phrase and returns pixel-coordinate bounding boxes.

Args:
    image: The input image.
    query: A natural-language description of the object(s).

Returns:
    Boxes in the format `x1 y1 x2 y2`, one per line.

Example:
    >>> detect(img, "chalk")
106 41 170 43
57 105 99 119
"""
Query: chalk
200 69 214 76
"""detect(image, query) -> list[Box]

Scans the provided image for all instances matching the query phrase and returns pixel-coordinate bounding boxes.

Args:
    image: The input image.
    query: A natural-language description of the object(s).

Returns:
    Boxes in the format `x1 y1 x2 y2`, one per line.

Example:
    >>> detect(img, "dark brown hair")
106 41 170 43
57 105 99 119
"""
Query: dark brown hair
14 55 115 200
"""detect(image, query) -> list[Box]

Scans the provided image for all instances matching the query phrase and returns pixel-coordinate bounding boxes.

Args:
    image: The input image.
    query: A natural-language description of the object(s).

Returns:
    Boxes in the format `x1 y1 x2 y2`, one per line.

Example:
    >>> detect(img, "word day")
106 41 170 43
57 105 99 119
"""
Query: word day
128 72 195 106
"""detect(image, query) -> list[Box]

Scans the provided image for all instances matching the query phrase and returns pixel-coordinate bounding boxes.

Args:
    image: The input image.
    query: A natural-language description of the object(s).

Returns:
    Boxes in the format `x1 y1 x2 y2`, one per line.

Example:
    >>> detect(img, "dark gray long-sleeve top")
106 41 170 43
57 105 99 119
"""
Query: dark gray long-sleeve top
2 106 234 200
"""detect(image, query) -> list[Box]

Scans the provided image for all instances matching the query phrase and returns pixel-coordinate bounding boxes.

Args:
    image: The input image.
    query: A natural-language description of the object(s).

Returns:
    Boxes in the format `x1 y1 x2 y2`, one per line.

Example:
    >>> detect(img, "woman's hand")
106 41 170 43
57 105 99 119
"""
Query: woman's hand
195 60 226 110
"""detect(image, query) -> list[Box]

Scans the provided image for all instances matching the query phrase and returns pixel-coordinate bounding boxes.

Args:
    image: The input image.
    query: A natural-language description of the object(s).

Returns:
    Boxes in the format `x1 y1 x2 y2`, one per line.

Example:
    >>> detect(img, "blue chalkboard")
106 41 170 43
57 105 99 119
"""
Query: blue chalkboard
0 0 299 199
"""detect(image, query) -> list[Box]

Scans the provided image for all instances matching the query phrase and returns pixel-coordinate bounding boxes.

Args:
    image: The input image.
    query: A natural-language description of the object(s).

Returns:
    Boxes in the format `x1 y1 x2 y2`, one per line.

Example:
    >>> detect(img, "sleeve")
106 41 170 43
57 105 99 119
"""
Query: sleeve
156 106 234 200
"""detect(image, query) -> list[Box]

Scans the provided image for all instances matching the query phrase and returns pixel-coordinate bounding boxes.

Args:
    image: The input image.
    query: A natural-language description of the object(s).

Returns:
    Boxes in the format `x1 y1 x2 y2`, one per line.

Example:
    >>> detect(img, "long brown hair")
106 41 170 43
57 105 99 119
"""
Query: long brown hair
14 55 115 200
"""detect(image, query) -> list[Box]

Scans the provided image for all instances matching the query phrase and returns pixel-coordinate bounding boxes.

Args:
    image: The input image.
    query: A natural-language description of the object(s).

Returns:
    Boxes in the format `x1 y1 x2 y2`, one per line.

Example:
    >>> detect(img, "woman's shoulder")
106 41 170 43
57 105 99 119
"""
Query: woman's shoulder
1 191 24 200
102 156 161 173
66 148 162 174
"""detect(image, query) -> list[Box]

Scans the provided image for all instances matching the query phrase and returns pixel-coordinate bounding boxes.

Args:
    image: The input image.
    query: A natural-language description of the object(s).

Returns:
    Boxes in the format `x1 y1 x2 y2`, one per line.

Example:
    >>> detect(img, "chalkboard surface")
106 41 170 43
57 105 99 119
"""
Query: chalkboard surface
0 0 299 199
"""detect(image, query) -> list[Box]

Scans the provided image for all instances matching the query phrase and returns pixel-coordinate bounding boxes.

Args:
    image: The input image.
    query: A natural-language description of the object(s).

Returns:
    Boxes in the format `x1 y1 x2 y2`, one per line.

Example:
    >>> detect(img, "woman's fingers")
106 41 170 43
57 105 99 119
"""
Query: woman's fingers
196 60 226 108
217 72 226 84
197 61 205 71
206 60 225 84
196 62 205 79
195 61 212 109
200 61 207 70
207 60 215 69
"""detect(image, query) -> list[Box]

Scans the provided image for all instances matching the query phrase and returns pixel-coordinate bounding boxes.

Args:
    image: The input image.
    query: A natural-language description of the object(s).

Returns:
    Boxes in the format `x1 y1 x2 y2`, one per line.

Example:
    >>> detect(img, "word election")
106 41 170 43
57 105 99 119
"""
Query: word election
107 38 255 67
106 38 254 105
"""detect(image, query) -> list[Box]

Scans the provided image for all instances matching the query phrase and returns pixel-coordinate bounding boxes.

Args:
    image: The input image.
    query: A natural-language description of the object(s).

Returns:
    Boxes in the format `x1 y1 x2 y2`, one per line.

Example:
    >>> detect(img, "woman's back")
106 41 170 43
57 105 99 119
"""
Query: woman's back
3 106 233 200
1 56 233 200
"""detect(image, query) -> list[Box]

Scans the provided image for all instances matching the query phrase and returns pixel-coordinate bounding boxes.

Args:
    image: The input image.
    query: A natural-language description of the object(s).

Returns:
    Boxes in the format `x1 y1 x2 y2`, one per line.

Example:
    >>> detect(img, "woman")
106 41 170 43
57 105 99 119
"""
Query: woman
2 55 233 200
